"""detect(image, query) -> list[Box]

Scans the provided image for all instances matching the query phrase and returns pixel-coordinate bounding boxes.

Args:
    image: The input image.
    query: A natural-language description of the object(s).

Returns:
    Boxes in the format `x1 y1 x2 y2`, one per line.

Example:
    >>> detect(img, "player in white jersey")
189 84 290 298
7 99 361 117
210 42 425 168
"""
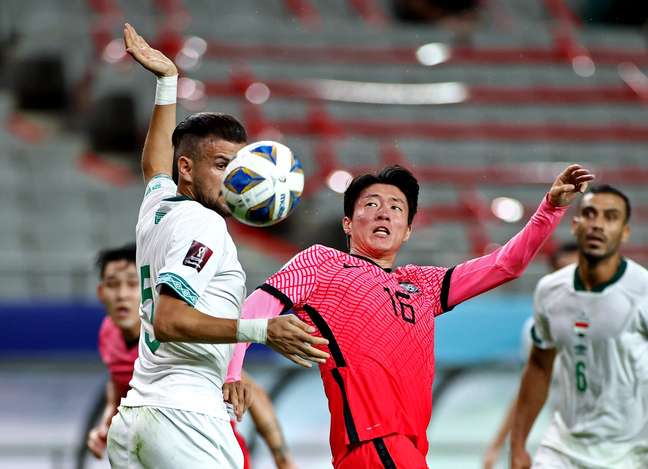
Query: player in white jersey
482 243 578 469
107 24 329 469
511 185 648 469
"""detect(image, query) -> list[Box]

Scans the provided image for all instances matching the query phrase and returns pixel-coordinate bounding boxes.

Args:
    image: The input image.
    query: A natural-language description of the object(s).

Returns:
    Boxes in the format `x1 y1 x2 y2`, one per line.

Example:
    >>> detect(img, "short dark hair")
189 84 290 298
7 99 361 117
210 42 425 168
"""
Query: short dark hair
344 165 419 225
171 112 247 183
549 241 578 270
96 243 136 278
585 184 631 223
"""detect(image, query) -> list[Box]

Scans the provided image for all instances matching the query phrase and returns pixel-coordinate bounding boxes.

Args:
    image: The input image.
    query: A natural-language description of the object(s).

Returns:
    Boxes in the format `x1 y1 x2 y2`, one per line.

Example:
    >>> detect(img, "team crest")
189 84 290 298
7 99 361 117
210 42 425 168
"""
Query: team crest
399 282 420 294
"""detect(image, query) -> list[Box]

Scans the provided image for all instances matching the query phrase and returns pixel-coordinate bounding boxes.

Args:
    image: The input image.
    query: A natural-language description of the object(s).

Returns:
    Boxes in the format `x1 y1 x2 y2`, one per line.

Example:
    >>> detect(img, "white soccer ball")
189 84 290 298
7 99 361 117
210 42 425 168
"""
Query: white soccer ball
222 140 304 227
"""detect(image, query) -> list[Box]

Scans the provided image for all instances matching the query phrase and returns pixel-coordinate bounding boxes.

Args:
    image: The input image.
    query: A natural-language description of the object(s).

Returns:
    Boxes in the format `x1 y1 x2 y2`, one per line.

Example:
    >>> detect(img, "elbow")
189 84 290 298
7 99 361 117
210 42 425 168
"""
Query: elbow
153 312 180 342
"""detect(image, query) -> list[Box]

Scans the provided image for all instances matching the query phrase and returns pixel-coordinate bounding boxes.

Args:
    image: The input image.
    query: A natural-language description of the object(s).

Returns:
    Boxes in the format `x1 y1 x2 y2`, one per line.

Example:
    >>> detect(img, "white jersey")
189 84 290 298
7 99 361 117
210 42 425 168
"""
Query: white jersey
532 259 648 468
123 174 246 419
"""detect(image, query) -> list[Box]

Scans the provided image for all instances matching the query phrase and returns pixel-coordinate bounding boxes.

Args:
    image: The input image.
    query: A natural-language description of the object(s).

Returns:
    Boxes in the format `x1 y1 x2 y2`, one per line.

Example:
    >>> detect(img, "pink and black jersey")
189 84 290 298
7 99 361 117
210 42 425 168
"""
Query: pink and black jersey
245 195 567 466
98 317 138 399
262 245 451 461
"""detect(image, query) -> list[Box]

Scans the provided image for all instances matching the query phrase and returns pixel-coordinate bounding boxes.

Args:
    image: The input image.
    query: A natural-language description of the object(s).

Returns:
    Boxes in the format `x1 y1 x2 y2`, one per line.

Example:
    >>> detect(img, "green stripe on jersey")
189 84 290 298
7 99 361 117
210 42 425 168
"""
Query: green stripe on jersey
158 272 199 306
154 209 168 224
574 258 627 292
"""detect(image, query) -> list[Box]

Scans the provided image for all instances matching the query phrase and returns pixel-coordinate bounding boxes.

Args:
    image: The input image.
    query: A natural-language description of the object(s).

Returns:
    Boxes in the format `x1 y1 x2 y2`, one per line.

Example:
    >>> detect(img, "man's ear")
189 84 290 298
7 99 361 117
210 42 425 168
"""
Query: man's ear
97 283 106 305
342 216 352 236
621 223 631 245
177 155 193 184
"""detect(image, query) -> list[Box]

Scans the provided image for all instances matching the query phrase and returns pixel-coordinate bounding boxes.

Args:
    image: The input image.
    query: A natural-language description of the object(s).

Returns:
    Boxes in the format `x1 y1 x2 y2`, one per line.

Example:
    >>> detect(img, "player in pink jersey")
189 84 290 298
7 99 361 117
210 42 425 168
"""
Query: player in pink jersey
86 244 297 468
228 164 594 468
87 244 140 459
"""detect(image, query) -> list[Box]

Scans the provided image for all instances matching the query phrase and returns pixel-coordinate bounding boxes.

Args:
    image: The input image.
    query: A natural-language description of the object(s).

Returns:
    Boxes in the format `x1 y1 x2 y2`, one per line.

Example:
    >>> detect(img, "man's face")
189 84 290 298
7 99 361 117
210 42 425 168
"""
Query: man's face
572 192 630 262
97 260 140 332
343 183 412 259
190 137 246 217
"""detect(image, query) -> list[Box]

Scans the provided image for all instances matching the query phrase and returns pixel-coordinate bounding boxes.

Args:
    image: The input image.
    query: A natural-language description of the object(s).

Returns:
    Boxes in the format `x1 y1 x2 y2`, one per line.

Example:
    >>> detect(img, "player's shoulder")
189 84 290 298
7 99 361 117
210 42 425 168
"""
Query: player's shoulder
301 244 342 260
98 317 121 358
536 263 575 294
99 316 119 338
284 244 342 268
619 258 648 296
164 198 227 231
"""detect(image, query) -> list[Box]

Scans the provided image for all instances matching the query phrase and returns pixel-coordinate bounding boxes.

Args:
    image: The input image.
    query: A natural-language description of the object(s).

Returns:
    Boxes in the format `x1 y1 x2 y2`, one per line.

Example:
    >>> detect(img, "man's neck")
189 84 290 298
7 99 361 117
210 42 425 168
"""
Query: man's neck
349 247 395 270
577 254 623 291
121 324 140 344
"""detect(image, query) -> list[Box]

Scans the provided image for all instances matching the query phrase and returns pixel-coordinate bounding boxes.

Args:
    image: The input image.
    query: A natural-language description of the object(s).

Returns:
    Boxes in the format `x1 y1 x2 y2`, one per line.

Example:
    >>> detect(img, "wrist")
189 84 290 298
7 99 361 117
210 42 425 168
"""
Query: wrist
155 75 178 105
236 318 268 343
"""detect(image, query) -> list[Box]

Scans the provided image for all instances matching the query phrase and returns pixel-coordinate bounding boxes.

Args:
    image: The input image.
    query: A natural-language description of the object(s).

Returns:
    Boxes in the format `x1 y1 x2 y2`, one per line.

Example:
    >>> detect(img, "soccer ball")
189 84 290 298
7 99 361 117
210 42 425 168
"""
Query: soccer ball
222 141 304 227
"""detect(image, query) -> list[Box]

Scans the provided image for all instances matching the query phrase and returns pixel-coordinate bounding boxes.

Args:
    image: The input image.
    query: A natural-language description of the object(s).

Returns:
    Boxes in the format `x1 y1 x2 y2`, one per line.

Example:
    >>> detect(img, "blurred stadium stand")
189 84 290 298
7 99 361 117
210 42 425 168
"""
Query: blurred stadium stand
1 0 648 467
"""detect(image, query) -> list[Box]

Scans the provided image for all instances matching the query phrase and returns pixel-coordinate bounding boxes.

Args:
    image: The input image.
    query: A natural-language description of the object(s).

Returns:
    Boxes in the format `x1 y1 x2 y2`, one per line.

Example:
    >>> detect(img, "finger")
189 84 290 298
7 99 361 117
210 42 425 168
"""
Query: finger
244 386 254 409
556 164 583 183
553 183 576 194
223 385 230 402
303 334 329 346
292 328 328 346
287 315 316 334
124 27 134 51
229 385 239 410
298 343 330 361
285 353 313 368
578 181 589 193
569 169 594 181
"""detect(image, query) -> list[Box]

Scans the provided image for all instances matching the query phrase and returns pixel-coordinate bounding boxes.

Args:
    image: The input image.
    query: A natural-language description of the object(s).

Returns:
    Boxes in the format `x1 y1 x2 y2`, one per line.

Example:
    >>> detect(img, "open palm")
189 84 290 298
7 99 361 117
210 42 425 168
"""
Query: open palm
123 23 177 77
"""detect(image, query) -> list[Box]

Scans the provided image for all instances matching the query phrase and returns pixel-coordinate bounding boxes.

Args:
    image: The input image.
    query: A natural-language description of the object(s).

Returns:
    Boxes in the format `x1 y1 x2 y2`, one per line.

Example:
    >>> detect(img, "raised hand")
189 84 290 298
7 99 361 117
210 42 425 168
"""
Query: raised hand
548 164 595 207
266 314 329 368
123 23 177 77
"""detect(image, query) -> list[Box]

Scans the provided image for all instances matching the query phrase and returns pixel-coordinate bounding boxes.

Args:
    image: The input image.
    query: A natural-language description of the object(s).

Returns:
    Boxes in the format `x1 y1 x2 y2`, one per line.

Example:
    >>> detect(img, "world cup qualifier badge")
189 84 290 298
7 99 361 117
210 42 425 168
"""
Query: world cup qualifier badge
182 241 213 272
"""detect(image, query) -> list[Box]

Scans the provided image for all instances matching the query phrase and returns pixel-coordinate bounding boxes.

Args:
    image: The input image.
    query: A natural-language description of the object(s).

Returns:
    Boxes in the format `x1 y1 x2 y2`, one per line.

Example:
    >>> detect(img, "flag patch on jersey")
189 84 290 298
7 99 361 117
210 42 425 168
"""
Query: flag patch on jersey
182 241 213 272
573 321 589 337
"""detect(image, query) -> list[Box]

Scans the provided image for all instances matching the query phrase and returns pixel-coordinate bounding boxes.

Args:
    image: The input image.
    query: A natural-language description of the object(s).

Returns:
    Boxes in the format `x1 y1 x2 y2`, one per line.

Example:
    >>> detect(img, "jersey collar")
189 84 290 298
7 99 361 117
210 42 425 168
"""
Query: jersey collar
573 257 627 292
163 195 193 202
348 253 392 273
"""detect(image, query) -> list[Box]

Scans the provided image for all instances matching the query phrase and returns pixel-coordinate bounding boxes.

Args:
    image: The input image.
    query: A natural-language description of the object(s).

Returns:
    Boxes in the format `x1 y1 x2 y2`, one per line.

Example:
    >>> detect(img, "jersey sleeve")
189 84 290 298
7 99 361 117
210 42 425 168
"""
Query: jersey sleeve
531 280 556 350
520 316 535 360
260 245 327 309
155 211 226 307
138 174 177 224
446 195 567 310
637 296 648 338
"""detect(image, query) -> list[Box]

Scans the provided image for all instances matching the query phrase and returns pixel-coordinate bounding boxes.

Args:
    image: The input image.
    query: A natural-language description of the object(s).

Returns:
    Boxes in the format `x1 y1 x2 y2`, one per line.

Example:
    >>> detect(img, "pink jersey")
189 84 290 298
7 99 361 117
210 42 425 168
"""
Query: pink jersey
230 195 566 466
263 245 448 462
98 317 138 399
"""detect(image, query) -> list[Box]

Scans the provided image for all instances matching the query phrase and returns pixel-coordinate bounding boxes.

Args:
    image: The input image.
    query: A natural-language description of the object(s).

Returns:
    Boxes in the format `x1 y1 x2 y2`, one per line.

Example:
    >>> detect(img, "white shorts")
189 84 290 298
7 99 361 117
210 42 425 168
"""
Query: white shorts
107 405 243 469
533 446 587 469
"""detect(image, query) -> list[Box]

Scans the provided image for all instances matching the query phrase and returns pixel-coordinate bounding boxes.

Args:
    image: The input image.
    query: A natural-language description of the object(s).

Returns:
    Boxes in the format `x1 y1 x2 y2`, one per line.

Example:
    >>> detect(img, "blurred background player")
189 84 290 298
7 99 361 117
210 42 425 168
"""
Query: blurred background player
86 244 139 460
510 185 648 469
86 243 297 468
482 242 579 469
229 164 594 468
107 24 327 469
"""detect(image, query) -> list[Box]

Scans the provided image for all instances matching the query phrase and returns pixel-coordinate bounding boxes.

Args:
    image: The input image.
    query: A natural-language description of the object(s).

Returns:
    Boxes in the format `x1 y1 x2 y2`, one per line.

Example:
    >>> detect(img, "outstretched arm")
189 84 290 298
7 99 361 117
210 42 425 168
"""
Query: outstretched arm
510 346 556 469
123 23 177 183
446 164 594 309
